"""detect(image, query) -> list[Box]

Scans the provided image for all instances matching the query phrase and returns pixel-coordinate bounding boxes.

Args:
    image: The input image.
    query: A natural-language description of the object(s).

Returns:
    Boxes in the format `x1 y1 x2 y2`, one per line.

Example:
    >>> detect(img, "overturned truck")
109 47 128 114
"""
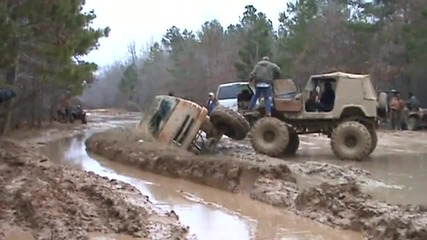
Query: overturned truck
136 95 250 152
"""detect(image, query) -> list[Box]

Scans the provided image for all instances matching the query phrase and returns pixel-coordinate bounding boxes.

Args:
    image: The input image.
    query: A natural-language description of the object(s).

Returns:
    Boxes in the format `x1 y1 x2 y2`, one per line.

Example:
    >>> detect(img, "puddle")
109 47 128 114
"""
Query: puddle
297 134 427 205
42 132 362 240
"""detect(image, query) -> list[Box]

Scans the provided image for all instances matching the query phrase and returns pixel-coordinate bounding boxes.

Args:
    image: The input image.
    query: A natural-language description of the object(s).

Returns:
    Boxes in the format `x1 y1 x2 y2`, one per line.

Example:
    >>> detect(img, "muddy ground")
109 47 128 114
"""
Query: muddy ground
86 127 427 240
0 111 189 240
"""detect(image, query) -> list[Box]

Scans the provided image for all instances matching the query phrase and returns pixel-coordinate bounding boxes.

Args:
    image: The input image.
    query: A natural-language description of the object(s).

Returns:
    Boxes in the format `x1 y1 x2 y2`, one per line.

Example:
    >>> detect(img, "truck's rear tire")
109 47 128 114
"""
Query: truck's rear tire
331 121 372 161
210 106 250 140
250 117 289 157
283 132 299 156
368 129 377 155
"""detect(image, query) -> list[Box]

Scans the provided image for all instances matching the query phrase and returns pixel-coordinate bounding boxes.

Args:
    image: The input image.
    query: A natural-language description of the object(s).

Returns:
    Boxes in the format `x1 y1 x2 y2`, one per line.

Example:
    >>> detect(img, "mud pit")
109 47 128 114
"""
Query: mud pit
218 132 427 206
87 127 427 240
43 133 363 240
0 111 189 240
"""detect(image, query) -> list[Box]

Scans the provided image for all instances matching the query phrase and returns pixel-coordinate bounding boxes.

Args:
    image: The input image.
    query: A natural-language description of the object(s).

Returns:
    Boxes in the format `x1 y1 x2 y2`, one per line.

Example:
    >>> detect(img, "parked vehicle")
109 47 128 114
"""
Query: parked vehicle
216 82 267 112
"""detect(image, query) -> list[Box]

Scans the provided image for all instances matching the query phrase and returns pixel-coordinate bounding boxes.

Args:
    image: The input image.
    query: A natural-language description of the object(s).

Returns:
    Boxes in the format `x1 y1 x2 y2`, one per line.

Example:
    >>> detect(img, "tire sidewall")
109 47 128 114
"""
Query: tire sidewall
250 117 289 157
331 121 372 161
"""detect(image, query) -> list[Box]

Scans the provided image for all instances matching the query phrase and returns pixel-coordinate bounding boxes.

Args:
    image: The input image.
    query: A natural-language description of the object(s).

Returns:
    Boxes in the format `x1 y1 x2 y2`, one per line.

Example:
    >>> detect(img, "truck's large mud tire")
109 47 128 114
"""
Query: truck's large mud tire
368 129 377 155
250 117 289 157
331 121 372 161
210 106 250 140
283 132 299 156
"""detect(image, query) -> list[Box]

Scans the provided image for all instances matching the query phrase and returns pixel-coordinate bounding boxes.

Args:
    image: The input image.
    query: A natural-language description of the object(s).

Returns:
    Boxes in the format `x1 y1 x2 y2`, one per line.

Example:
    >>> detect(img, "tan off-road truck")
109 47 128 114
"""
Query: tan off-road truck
237 72 386 161
136 95 250 152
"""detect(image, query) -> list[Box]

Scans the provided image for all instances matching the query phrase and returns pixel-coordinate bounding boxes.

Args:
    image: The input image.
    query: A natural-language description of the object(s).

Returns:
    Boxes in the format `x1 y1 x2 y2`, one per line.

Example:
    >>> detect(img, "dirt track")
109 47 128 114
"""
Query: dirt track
0 114 189 240
86 127 427 240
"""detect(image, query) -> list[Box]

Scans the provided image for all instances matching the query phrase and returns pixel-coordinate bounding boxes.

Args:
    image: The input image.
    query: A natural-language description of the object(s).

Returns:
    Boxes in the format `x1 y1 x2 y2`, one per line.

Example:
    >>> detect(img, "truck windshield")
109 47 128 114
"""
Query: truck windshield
217 85 238 100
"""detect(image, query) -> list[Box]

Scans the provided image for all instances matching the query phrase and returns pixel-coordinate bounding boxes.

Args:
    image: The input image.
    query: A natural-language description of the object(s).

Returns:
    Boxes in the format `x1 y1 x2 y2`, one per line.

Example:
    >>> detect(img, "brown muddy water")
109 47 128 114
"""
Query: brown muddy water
295 132 427 205
41 132 363 240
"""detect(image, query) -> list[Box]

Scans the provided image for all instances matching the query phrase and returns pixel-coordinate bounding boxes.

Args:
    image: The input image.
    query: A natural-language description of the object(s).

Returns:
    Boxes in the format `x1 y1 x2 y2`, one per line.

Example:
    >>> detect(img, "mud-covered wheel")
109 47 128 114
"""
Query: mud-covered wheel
201 118 223 140
368 129 377 155
210 106 250 140
250 117 289 157
406 116 419 131
331 121 372 161
283 132 299 156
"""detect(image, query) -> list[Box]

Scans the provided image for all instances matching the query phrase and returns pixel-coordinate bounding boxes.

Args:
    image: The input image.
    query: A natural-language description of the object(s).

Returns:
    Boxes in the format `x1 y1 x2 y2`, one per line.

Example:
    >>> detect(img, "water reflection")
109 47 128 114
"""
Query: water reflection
42 133 362 240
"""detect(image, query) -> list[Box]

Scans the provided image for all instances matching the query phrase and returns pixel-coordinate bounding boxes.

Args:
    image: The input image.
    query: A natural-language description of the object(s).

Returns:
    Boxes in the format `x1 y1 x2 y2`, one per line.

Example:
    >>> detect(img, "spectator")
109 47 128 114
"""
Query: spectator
407 92 420 111
206 92 218 116
389 90 405 130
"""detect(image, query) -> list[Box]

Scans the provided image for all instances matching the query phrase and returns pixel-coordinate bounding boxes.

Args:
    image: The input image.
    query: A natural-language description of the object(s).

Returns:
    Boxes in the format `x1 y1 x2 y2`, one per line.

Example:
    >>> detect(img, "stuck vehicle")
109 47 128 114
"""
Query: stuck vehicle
136 95 250 152
236 72 385 161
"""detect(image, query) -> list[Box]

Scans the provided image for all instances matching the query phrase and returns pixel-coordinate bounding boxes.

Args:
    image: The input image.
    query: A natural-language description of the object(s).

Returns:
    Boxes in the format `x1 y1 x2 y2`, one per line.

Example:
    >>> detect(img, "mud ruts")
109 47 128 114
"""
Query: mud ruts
0 140 189 240
86 128 427 240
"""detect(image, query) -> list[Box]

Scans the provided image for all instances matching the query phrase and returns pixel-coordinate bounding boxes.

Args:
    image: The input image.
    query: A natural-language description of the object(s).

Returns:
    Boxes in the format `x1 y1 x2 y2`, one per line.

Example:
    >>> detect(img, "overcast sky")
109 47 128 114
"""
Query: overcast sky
83 0 288 67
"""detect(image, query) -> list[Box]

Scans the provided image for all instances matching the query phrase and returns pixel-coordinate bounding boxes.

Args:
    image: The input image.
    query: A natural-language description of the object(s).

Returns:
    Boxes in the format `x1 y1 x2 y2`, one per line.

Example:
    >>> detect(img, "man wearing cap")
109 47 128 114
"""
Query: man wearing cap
389 89 405 130
248 56 281 117
206 92 218 116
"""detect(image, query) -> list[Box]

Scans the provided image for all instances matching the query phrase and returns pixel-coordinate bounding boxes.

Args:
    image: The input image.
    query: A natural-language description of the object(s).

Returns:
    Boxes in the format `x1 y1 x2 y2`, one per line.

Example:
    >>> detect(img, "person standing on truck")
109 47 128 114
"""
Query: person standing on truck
389 90 405 130
248 56 281 117
206 92 218 116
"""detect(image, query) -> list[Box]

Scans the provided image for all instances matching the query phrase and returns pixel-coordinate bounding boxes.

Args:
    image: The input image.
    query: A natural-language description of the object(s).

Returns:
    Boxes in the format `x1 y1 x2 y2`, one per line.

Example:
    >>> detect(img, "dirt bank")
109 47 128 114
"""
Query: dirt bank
86 127 427 240
0 128 189 239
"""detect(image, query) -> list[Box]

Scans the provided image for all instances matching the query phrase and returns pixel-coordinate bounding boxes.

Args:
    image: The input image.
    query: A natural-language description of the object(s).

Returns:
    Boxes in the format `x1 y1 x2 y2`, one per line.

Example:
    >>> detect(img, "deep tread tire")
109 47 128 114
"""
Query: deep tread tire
331 121 372 161
210 106 250 140
368 129 377 155
250 117 289 157
283 132 299 156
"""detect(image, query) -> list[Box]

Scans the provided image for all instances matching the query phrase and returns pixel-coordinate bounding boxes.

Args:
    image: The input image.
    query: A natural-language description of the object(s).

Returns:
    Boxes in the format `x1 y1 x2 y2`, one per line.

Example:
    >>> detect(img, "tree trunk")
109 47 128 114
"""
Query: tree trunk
1 60 19 135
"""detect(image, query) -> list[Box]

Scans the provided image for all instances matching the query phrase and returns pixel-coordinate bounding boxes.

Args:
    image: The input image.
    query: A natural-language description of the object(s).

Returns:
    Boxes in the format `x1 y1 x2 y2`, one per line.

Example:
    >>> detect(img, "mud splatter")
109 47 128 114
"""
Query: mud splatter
0 140 188 240
86 127 427 240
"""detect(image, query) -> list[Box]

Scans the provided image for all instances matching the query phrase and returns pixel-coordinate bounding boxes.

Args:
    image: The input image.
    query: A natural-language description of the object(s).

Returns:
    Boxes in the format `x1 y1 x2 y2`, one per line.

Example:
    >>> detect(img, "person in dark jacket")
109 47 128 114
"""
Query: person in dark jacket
316 81 335 112
0 88 16 103
407 92 420 111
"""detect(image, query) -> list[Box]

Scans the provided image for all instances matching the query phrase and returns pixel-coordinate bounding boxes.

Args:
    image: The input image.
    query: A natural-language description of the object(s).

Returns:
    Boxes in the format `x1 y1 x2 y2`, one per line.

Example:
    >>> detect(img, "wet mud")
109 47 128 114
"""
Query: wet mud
0 138 188 239
86 127 427 240
45 133 363 240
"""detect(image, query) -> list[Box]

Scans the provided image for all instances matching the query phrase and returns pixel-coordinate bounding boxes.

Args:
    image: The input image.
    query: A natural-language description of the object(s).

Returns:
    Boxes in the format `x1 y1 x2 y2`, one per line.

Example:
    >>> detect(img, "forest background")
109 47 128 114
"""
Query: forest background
1 0 426 132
